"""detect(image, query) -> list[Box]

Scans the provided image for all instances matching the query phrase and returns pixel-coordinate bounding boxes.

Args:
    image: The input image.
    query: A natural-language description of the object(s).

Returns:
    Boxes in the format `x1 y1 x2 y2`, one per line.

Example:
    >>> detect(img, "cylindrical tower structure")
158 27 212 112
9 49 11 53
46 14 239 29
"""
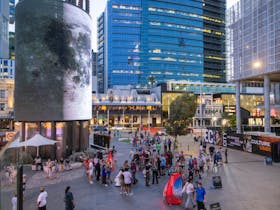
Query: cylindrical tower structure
15 0 92 122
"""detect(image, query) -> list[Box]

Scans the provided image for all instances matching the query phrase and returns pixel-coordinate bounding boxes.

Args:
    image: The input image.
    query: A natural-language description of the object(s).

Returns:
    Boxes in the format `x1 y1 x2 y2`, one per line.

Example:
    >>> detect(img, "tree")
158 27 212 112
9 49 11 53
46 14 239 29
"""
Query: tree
165 93 197 136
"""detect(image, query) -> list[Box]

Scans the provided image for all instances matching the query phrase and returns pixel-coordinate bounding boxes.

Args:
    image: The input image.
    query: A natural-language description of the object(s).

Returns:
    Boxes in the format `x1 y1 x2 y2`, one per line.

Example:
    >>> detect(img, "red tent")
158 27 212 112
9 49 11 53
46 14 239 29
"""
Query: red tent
163 172 183 205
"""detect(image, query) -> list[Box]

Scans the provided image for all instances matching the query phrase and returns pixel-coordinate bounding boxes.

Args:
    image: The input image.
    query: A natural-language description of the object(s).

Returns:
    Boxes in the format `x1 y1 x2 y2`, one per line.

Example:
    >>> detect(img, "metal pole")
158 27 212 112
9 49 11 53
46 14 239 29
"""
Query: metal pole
107 109 109 127
17 165 23 210
200 83 203 139
148 110 150 133
264 75 271 133
122 108 125 128
96 111 99 125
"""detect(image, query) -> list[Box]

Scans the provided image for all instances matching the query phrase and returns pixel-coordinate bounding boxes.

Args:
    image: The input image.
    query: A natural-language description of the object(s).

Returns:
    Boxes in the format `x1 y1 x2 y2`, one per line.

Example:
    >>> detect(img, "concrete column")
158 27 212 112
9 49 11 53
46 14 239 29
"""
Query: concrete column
236 81 241 133
264 75 271 133
21 122 25 142
37 122 42 134
79 121 83 151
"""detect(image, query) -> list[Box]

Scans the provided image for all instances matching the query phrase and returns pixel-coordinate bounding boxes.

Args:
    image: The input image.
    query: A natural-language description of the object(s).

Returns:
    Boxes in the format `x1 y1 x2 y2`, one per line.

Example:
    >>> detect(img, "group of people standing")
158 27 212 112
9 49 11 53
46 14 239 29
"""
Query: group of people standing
84 149 116 187
112 134 175 195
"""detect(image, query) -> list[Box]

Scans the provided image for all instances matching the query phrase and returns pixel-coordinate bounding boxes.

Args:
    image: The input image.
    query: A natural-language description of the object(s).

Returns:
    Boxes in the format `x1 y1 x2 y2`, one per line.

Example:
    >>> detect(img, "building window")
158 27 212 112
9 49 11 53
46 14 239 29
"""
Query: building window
0 90 5 98
0 103 5 111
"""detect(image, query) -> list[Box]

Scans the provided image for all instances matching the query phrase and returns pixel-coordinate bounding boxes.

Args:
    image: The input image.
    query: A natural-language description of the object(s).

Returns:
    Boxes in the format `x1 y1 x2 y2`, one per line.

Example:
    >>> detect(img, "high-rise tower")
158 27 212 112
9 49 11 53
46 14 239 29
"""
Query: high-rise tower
99 0 226 90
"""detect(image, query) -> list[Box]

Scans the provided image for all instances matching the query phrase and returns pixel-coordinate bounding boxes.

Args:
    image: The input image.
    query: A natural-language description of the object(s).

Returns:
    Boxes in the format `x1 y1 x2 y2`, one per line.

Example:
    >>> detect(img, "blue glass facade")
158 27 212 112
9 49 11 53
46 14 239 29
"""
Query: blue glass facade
100 0 225 89
140 0 204 86
105 0 142 88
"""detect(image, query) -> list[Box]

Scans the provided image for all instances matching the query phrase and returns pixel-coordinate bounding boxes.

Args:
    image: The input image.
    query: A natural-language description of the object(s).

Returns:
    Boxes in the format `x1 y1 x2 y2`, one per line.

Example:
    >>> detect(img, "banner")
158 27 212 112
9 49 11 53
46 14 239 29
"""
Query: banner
204 129 222 145
226 133 244 150
250 135 280 156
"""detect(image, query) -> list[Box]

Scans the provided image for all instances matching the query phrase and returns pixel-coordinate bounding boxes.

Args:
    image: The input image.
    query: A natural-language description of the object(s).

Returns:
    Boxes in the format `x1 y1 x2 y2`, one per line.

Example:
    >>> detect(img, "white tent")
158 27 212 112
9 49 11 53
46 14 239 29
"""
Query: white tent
21 134 57 156
7 136 22 149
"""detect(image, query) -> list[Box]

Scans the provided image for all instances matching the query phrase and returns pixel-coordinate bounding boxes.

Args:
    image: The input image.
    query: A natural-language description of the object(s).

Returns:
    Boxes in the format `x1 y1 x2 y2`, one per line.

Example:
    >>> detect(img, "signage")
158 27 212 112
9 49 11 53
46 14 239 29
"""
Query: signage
204 129 222 145
5 131 16 141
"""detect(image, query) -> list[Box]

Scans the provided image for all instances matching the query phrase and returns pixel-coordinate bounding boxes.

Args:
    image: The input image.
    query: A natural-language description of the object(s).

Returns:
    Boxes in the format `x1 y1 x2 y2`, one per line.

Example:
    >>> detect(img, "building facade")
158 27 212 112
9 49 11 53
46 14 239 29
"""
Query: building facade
228 0 280 133
99 0 226 90
92 86 162 128
97 12 105 93
103 0 142 90
0 0 9 58
0 78 14 129
0 58 15 78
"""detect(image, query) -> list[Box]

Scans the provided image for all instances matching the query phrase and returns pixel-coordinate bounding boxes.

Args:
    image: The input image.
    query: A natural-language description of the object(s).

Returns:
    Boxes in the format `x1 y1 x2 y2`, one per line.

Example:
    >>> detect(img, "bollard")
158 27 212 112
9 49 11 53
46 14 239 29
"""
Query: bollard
187 144 189 151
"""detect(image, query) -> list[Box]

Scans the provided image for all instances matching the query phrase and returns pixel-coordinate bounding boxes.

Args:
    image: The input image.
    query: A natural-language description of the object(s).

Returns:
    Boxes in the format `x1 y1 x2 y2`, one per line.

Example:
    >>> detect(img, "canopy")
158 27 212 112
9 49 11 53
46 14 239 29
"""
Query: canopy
7 136 22 149
21 134 57 147
21 134 57 156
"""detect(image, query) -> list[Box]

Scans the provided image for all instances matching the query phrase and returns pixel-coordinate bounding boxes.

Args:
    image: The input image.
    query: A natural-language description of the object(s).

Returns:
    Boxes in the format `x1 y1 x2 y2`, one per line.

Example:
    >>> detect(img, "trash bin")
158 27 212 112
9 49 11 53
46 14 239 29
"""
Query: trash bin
264 157 272 165
212 176 222 188
210 202 221 210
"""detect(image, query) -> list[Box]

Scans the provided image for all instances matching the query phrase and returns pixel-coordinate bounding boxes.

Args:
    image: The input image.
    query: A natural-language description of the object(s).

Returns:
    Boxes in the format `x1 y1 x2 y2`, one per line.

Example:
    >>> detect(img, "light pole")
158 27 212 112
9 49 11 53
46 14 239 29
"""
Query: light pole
148 110 151 133
200 83 203 139
122 108 125 128
107 109 109 127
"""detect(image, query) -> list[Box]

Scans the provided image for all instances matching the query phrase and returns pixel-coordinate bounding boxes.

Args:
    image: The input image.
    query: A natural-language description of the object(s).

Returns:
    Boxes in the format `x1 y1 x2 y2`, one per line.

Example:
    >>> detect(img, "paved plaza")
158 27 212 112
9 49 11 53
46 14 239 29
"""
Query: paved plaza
1 134 280 210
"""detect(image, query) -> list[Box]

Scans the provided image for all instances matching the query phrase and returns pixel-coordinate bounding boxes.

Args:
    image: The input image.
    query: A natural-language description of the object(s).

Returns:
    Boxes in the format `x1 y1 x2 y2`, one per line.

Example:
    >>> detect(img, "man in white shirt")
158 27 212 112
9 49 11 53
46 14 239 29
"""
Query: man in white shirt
181 179 196 209
37 187 48 210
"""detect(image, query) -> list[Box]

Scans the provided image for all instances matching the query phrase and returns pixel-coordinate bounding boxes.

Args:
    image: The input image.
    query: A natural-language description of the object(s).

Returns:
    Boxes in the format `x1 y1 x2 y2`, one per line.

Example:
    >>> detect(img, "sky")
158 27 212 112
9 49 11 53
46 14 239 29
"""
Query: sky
90 0 239 51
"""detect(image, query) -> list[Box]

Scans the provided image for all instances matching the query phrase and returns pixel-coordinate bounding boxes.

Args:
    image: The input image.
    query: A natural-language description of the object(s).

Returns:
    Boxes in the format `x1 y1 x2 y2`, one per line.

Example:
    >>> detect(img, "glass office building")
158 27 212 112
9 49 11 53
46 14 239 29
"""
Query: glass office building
0 0 9 59
99 0 226 90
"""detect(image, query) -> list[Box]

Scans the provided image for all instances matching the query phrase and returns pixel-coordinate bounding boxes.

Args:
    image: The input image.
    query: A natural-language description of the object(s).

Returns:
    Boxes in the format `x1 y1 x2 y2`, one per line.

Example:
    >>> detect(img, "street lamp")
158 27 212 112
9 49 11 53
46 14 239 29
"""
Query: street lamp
253 61 262 68
212 116 217 127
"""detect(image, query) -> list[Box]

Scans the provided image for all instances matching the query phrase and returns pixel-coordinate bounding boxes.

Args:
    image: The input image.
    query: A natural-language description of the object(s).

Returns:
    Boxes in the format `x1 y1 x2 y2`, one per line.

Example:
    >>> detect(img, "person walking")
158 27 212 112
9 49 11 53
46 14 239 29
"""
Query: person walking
181 179 196 209
101 163 108 187
225 148 228 163
122 168 133 195
152 162 158 184
145 162 151 186
64 186 75 210
195 182 206 210
95 160 101 182
37 187 48 210
168 138 172 151
11 193 17 210
88 159 94 184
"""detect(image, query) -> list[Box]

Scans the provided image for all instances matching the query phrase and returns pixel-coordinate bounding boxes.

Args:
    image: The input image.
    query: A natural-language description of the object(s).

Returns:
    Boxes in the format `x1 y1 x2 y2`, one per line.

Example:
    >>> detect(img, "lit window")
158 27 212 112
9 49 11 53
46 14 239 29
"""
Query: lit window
164 57 176 62
150 21 161 26
152 49 161 53
149 57 162 61
151 71 162 75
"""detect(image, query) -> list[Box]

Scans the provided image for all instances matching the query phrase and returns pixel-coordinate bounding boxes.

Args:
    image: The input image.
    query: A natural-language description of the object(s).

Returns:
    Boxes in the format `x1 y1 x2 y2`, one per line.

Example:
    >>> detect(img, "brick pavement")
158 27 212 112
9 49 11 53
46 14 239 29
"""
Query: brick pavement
1 132 280 210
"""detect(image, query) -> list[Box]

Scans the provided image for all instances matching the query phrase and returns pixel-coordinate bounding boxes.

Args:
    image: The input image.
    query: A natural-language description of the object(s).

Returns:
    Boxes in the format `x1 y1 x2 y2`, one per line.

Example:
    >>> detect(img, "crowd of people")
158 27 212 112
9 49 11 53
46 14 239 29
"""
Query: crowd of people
7 130 228 210
83 148 116 186
112 134 175 195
